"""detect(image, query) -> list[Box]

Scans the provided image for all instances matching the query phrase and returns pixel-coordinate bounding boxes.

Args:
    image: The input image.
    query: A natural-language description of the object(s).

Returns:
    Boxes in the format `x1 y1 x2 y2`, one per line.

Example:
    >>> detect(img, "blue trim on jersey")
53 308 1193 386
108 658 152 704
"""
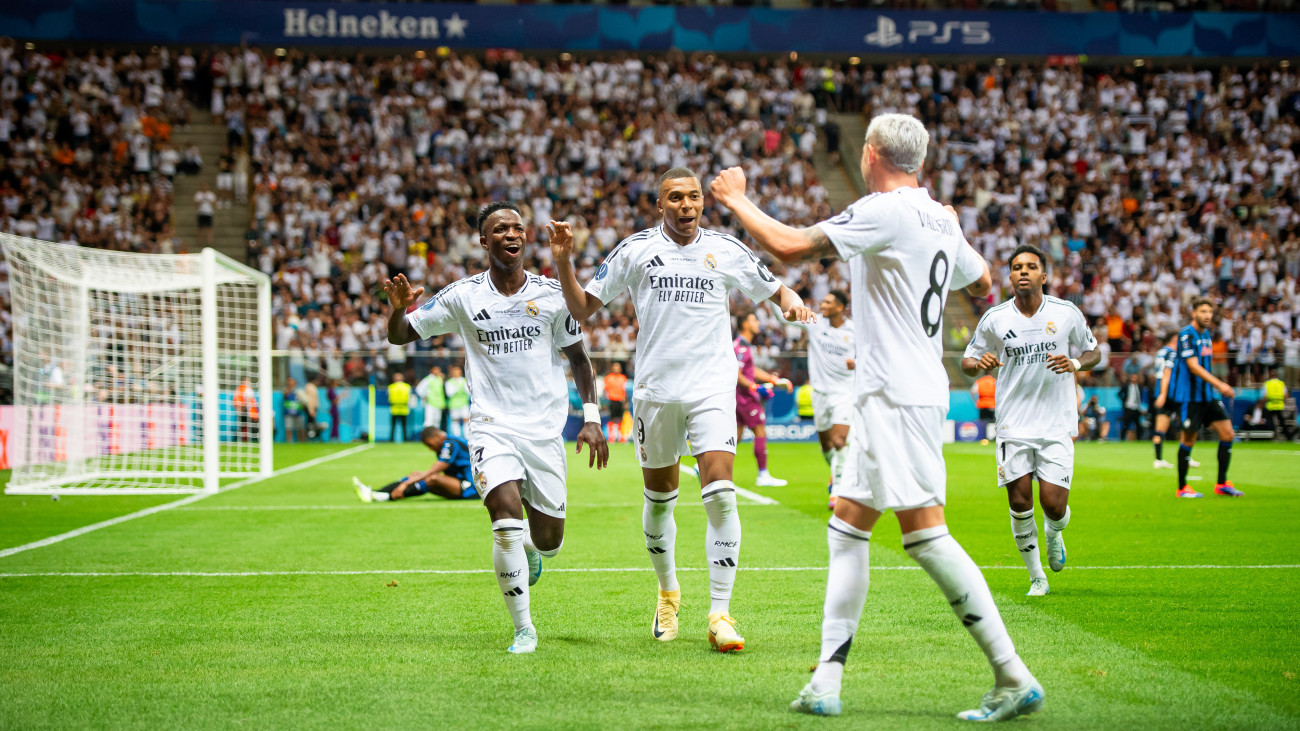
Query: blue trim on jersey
1170 325 1215 403
1155 345 1174 392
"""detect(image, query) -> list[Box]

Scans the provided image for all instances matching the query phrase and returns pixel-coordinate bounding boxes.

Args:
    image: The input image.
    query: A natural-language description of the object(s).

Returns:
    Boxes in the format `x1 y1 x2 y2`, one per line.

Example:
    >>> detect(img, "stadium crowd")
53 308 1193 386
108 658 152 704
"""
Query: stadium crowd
2 42 1300 396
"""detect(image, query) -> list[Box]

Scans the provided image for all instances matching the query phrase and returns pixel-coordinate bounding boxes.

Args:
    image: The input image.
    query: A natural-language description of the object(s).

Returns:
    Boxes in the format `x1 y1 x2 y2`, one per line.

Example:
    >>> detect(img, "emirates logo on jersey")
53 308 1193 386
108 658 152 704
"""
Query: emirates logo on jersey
704 254 717 270
525 301 539 317
1046 322 1057 335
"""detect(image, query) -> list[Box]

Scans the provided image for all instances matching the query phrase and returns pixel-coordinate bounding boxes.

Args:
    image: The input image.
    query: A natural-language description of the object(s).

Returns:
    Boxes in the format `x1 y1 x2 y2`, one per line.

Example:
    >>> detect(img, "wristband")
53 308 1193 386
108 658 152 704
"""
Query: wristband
583 403 601 424
1069 358 1082 372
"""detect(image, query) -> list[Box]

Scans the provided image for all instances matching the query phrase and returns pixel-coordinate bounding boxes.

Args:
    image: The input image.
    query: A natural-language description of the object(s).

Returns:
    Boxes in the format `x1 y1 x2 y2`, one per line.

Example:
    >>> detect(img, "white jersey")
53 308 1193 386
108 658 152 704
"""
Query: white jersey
406 272 583 438
819 187 985 408
585 224 781 402
963 295 1098 438
777 302 854 395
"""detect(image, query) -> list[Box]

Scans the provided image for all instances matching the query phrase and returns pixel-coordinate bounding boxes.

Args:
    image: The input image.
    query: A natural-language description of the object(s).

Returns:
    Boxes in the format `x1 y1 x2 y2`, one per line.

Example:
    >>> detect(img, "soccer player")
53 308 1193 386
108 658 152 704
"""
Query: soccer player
352 426 479 503
1168 298 1242 498
383 202 609 654
1152 333 1183 468
961 244 1100 597
734 311 794 488
767 291 855 502
711 113 1042 721
549 167 814 653
604 362 629 443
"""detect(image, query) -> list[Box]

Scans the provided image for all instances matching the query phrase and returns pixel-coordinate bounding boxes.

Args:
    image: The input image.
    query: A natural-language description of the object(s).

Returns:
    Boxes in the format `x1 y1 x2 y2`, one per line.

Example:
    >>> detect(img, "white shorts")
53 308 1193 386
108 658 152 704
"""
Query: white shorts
422 407 442 428
995 435 1074 488
467 422 567 519
632 391 737 469
813 390 853 432
450 406 470 421
836 393 947 512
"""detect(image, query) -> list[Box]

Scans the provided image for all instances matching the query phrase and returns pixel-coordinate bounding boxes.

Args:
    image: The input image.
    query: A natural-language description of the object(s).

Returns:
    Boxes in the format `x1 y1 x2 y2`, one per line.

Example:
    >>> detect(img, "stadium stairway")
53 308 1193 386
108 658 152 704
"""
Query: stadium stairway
829 111 979 387
171 113 248 261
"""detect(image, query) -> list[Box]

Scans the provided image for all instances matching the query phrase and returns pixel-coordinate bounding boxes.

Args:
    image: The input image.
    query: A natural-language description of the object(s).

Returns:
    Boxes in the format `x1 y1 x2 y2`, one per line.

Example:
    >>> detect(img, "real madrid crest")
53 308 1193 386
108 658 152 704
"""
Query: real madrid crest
525 301 539 317
704 254 717 270
476 472 487 490
1045 321 1057 335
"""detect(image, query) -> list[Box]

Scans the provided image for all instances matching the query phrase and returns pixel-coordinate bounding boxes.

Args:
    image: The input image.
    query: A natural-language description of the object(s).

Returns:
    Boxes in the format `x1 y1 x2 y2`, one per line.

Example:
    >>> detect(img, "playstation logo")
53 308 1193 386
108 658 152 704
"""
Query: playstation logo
865 16 904 48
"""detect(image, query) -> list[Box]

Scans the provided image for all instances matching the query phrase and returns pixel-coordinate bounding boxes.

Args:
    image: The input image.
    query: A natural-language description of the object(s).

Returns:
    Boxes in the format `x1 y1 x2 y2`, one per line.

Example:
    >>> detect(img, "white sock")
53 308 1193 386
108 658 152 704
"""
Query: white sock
1045 505 1071 539
830 447 847 488
758 468 771 478
1010 509 1047 581
810 515 871 695
372 492 390 502
903 525 1031 689
643 487 679 592
491 519 531 631
702 480 741 615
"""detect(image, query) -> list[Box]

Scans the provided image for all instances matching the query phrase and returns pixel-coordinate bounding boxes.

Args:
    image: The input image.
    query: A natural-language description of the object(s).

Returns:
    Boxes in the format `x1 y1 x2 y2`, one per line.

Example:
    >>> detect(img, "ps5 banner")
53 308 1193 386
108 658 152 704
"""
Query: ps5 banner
3 1 1296 56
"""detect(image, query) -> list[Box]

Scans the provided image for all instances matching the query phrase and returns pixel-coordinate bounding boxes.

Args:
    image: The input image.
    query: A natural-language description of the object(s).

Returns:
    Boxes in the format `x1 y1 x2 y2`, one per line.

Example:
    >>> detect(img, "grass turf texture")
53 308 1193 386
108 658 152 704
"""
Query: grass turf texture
1 441 1298 729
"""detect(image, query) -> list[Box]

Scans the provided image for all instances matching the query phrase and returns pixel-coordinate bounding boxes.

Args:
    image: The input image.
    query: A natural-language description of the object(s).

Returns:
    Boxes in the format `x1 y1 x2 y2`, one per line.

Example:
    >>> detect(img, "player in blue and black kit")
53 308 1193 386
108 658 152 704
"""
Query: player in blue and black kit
1151 332 1195 470
352 427 481 502
1168 299 1243 498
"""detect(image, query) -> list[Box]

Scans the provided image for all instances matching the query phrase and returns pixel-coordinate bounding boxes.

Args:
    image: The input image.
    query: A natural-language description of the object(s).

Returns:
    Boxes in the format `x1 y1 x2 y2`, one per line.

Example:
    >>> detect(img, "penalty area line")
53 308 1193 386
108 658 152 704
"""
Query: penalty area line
3 563 1298 579
0 444 376 560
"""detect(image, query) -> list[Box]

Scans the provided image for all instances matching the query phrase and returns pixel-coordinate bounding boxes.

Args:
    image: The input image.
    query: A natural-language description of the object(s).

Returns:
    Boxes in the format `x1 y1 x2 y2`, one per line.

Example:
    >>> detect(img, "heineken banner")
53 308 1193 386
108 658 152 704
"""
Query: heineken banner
3 1 1298 57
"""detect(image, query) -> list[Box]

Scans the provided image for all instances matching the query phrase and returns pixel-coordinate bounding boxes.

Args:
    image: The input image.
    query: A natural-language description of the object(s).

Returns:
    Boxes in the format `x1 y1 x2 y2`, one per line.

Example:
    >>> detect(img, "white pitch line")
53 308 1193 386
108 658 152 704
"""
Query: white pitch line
173 501 776 512
733 486 779 505
2 564 1297 579
0 444 375 560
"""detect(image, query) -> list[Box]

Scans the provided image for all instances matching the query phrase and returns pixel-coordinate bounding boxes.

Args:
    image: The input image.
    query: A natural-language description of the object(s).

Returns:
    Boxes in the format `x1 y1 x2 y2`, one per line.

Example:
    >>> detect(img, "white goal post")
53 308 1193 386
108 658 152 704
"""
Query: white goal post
1 235 273 495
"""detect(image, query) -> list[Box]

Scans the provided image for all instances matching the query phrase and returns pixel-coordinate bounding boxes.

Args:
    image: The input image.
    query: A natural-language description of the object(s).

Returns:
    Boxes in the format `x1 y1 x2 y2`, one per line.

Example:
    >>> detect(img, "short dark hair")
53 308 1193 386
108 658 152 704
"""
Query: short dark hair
735 311 757 332
658 167 699 191
828 290 849 308
1008 244 1048 270
476 201 522 235
1191 297 1215 310
420 426 445 443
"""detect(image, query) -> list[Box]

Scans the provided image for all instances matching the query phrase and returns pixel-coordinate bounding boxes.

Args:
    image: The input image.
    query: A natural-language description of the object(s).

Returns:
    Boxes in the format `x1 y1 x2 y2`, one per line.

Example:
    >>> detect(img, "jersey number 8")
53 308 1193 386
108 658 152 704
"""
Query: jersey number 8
920 251 950 338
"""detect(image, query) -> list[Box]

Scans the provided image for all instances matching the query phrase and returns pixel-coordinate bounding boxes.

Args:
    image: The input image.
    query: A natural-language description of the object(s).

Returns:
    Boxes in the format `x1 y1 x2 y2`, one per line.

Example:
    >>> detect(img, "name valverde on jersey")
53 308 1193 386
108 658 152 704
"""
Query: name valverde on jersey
964 296 1097 439
585 225 781 403
405 272 583 437
818 187 984 408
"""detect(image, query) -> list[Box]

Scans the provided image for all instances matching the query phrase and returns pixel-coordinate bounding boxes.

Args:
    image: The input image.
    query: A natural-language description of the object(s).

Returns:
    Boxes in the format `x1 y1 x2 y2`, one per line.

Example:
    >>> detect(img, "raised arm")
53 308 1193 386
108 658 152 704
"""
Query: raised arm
548 221 605 321
711 167 834 264
562 341 609 469
383 273 424 345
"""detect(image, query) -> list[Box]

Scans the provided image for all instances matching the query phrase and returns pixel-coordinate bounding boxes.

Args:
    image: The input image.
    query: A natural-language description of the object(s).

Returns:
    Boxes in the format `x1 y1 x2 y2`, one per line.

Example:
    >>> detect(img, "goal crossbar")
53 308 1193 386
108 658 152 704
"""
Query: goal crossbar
1 235 274 495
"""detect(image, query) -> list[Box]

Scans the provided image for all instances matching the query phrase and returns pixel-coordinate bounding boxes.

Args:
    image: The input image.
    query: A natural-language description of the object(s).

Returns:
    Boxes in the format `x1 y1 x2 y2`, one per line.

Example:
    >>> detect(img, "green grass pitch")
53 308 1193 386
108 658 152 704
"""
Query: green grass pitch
1 440 1298 729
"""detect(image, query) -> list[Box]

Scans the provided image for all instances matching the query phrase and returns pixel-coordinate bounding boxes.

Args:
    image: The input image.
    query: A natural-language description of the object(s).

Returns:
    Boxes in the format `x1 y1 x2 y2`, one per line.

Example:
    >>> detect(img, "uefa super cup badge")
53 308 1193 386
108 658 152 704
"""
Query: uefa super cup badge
1046 322 1057 335
704 254 717 270
525 301 539 317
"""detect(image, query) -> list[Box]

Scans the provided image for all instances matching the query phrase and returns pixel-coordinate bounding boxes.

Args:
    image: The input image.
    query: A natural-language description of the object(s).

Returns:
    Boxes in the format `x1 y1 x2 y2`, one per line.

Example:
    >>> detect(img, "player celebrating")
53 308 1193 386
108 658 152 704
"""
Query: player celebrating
712 113 1042 721
768 291 855 504
734 311 793 488
1169 298 1242 498
550 168 813 653
384 202 609 654
352 426 478 503
961 244 1100 597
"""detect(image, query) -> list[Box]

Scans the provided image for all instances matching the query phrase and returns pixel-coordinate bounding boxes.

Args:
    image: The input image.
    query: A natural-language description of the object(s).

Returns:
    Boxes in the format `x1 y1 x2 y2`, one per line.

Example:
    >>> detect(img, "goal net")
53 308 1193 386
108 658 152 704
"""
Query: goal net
1 235 273 494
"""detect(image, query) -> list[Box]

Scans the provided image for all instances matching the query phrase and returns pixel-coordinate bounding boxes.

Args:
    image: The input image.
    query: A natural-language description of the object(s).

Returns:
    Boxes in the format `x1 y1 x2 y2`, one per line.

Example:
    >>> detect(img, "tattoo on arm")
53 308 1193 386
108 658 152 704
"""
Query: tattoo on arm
797 226 836 263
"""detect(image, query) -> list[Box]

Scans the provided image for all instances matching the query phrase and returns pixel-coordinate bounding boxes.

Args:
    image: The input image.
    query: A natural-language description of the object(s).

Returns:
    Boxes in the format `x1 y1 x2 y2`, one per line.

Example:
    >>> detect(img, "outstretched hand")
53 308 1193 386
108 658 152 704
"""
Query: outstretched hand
710 167 748 209
546 220 574 262
784 305 817 324
575 423 609 470
383 273 424 311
